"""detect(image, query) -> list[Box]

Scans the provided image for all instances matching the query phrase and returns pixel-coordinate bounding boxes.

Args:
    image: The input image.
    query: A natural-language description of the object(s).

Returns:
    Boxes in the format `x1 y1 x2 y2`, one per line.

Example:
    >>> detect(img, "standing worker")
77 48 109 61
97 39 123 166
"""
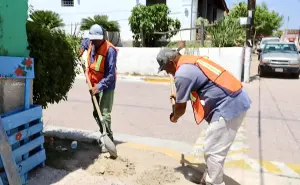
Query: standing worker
78 24 118 153
156 48 251 185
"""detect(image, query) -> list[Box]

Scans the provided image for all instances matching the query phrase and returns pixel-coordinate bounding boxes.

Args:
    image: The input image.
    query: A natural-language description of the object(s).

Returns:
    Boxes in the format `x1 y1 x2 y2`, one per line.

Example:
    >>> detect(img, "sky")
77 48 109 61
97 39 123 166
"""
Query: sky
227 0 300 29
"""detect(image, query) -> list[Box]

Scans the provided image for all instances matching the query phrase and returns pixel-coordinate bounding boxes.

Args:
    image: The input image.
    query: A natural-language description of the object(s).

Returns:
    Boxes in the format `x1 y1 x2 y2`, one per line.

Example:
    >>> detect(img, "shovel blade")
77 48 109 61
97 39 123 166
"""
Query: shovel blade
103 135 118 158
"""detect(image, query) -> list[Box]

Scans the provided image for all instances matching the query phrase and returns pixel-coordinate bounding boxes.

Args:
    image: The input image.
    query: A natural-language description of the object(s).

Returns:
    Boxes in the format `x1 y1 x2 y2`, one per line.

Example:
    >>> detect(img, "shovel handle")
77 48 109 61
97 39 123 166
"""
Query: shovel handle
169 74 176 105
80 59 104 123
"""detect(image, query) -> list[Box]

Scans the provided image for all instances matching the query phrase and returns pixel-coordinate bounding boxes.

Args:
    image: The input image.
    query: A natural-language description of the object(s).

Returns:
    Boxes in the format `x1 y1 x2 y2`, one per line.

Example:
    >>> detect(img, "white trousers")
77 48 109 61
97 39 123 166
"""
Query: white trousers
203 111 247 185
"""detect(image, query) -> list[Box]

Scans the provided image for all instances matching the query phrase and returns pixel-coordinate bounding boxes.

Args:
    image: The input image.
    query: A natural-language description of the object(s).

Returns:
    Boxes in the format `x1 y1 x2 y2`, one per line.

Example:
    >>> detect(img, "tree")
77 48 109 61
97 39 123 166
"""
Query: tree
273 30 283 38
129 4 181 47
80 15 120 32
29 10 65 29
229 2 283 42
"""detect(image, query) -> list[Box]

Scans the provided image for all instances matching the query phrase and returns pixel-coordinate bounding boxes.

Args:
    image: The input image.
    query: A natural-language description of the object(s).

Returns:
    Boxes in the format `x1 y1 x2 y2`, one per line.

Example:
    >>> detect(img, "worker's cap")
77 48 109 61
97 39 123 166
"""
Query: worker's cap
88 24 104 40
156 48 178 72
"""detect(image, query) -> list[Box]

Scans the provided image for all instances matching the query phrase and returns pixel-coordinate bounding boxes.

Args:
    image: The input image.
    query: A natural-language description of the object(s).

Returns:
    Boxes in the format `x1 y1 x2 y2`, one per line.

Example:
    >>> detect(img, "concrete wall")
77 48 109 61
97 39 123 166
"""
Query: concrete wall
84 47 244 80
0 0 31 114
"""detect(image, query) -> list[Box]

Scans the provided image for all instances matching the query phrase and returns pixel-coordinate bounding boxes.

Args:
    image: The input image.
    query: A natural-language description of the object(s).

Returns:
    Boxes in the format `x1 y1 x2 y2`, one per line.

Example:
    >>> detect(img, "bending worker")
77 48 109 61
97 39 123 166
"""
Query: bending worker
78 24 118 153
156 48 251 185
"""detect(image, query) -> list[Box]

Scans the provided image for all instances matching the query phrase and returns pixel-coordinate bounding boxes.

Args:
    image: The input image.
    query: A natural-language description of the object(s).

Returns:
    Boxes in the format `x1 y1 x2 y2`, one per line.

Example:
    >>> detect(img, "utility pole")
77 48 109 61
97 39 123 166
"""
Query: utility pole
244 0 256 83
246 0 256 47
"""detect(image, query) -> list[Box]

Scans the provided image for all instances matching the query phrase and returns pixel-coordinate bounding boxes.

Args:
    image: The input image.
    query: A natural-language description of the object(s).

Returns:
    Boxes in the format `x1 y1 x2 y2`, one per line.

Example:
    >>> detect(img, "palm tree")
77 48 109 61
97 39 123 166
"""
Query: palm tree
29 10 65 29
80 15 120 32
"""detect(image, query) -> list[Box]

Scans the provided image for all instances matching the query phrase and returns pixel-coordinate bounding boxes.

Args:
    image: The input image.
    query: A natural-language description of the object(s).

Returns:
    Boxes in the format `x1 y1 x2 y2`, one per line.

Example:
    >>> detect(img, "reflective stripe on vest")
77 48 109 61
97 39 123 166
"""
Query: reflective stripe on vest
190 93 196 102
196 59 222 75
95 55 103 72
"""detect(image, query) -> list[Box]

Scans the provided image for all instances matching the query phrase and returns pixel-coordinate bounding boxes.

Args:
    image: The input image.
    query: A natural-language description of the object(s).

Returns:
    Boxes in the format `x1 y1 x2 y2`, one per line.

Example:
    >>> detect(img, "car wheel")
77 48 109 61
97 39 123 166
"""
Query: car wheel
258 66 265 77
291 72 300 79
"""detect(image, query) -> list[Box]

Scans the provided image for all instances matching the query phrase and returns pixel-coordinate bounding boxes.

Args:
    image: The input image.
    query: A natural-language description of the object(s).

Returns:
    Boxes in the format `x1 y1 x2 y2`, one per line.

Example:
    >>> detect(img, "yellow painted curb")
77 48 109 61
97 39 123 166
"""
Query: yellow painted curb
286 164 300 175
120 142 252 170
260 161 282 173
119 142 300 176
225 159 252 170
143 78 170 83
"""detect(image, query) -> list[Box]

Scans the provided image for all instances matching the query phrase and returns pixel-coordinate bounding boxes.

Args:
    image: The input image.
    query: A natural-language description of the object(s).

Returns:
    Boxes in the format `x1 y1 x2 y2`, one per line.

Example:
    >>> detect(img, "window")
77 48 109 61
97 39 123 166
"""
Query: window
61 0 74 7
261 39 279 44
263 43 298 53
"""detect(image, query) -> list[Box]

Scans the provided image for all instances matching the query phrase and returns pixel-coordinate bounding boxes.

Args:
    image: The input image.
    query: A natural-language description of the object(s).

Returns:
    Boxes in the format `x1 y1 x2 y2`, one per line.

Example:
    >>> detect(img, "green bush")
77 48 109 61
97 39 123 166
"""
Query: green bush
206 16 245 47
26 21 78 108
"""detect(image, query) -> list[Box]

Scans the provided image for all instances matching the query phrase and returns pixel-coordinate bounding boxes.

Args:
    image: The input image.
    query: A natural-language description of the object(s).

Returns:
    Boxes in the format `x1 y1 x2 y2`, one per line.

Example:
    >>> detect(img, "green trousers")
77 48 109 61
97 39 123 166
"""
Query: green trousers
92 90 114 141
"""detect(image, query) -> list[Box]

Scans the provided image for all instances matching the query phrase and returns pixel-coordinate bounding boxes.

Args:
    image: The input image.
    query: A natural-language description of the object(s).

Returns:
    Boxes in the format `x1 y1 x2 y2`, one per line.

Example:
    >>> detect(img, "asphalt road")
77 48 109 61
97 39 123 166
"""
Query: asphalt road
43 79 205 145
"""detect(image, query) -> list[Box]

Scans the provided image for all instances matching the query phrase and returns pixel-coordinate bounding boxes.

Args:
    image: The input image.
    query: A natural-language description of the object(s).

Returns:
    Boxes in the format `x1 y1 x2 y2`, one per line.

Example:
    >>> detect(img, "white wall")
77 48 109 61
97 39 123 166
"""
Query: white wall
114 47 244 80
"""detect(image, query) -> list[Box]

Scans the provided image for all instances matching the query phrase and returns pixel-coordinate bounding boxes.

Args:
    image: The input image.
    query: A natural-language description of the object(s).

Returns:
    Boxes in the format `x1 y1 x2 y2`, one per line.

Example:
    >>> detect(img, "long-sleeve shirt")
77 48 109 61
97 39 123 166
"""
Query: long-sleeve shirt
81 38 117 91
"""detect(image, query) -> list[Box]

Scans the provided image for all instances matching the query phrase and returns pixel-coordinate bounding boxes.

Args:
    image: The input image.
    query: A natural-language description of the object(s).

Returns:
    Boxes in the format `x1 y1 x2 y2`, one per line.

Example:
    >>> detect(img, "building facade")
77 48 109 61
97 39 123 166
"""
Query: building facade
28 0 228 42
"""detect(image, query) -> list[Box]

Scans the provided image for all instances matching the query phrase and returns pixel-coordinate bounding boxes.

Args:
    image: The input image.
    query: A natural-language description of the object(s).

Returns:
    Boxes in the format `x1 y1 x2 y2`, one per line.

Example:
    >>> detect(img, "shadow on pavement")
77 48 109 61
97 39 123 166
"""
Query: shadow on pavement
174 164 240 185
249 75 259 82
261 73 299 80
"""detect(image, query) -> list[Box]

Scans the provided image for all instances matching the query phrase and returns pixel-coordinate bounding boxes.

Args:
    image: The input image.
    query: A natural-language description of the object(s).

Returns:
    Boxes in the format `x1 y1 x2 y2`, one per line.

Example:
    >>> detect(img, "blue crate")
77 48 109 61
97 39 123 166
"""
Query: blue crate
0 105 46 185
0 56 46 185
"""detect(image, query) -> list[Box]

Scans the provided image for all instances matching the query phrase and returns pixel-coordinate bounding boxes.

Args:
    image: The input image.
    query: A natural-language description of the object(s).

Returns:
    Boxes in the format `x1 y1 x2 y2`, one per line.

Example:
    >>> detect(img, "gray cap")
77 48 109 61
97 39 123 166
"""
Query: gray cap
156 48 178 72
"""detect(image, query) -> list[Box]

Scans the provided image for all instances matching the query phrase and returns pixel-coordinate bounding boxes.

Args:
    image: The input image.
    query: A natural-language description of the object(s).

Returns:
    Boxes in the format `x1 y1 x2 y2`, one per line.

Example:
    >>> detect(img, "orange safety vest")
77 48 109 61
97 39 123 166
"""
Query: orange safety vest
176 55 243 125
87 40 118 87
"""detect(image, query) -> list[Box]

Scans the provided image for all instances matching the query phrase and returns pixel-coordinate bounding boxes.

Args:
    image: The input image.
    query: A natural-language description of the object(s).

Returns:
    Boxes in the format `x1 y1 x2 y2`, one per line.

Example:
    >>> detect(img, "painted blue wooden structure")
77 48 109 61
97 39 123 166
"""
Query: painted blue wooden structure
0 56 46 185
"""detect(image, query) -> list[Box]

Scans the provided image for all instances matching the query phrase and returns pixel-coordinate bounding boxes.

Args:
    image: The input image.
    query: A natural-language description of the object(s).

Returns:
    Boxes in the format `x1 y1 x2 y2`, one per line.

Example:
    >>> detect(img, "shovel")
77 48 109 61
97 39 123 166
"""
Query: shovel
80 60 118 158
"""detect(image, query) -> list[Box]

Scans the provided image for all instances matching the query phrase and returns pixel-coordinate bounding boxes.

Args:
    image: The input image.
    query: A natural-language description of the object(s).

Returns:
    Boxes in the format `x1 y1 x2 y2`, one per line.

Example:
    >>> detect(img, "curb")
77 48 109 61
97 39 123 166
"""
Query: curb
75 74 170 83
76 74 251 84
43 125 193 154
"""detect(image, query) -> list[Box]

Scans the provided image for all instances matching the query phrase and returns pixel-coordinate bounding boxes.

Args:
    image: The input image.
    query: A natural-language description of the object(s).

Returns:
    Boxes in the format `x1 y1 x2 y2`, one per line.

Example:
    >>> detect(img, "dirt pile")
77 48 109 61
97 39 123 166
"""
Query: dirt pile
136 165 180 185
43 137 197 185
87 154 136 177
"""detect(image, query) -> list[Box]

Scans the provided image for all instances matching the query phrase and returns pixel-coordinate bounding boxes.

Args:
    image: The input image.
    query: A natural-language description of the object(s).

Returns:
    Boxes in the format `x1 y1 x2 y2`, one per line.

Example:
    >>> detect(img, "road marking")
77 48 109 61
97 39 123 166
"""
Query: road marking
260 160 282 174
286 164 300 175
225 159 252 170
